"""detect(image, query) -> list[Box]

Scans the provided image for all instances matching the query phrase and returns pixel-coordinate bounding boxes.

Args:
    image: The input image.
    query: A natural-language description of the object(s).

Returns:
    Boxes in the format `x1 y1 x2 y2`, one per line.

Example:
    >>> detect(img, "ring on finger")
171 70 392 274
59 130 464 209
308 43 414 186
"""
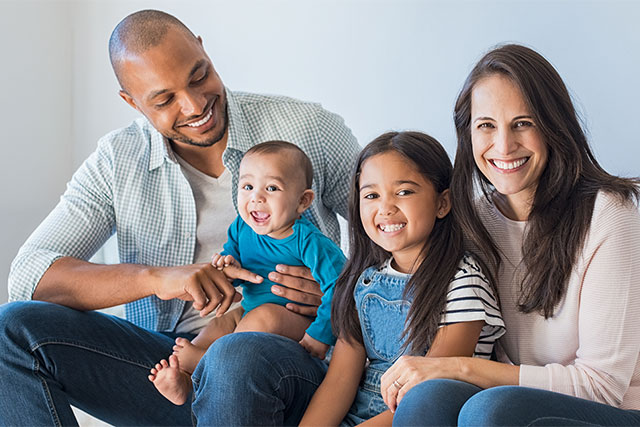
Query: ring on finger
392 380 403 389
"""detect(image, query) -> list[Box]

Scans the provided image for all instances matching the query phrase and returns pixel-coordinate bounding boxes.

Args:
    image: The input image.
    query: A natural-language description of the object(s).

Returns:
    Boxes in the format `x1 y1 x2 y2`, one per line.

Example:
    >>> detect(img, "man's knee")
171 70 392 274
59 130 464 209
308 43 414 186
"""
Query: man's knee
0 301 80 347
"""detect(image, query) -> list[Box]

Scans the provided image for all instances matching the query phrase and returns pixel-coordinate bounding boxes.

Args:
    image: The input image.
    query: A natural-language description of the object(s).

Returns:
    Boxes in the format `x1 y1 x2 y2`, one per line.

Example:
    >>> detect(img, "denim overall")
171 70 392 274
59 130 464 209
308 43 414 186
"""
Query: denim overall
341 265 419 426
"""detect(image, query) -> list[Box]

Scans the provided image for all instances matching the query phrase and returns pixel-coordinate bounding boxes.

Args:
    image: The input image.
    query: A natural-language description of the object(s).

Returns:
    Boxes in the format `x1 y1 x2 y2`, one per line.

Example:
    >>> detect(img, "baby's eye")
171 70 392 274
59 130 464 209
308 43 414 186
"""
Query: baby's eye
242 184 253 191
266 185 278 192
397 189 414 196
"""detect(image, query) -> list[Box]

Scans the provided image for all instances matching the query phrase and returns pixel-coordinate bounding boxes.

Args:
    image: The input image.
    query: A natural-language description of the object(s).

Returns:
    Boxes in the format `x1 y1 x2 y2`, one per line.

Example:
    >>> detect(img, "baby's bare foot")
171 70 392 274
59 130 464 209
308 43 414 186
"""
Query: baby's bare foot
173 337 207 374
148 355 191 406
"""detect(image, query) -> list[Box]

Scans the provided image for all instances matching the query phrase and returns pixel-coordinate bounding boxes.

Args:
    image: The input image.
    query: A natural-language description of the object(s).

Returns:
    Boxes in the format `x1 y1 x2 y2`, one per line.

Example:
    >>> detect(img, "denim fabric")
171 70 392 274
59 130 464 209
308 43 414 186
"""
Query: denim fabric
342 267 415 425
0 301 194 426
393 379 640 426
191 332 327 426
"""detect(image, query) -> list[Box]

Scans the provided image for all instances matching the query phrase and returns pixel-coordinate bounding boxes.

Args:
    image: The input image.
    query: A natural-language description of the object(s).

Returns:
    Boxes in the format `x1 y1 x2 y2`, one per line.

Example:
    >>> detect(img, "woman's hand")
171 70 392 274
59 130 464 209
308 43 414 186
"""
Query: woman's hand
268 264 323 316
380 356 462 412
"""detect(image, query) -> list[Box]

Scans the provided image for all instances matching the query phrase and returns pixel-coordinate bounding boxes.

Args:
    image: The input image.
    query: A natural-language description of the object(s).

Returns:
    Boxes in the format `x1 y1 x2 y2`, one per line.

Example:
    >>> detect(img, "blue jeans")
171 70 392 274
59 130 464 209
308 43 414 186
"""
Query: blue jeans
392 379 640 426
192 331 327 426
0 301 195 426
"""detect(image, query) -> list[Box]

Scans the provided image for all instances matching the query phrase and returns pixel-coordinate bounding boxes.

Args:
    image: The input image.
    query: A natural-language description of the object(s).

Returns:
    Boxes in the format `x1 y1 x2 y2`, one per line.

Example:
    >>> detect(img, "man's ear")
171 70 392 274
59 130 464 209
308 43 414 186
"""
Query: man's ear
119 90 140 112
436 189 452 219
297 189 315 214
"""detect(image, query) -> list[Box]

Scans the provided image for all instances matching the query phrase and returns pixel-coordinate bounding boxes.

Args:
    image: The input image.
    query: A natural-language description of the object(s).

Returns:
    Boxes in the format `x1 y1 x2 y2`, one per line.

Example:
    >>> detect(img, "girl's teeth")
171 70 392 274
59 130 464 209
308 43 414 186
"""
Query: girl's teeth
493 158 527 170
380 223 405 232
187 109 213 127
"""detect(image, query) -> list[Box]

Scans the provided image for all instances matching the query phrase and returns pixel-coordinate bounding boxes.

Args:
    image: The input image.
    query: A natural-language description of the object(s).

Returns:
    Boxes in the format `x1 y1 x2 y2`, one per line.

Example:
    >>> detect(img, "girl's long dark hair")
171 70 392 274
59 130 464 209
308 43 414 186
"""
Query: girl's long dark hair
332 131 464 353
451 44 640 317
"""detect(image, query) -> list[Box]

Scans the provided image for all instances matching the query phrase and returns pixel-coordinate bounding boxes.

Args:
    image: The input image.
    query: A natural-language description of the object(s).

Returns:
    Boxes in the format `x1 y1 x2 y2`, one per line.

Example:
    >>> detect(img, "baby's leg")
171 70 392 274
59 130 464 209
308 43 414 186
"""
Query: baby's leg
173 306 244 374
235 303 311 341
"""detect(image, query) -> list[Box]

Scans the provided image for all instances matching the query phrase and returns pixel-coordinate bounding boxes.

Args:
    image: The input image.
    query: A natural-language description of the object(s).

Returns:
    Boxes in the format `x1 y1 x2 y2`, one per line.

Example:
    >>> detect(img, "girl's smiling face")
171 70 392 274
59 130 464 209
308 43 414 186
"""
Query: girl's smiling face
358 151 450 273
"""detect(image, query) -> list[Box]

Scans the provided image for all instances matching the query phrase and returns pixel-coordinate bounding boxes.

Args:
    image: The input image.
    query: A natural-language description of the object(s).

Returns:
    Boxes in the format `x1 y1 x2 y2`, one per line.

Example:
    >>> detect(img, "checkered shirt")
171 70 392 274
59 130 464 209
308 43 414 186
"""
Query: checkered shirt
8 89 360 332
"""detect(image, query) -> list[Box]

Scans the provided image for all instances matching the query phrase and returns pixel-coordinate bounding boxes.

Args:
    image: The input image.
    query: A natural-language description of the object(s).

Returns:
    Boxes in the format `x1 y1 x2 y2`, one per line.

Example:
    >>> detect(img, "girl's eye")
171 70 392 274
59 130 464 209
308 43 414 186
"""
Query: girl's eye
397 189 414 196
266 185 278 192
242 184 253 191
363 193 378 200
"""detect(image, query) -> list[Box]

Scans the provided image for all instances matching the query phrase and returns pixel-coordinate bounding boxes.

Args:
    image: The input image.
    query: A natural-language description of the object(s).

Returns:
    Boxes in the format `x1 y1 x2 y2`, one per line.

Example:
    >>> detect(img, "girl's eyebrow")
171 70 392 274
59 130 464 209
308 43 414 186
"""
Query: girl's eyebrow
359 180 420 191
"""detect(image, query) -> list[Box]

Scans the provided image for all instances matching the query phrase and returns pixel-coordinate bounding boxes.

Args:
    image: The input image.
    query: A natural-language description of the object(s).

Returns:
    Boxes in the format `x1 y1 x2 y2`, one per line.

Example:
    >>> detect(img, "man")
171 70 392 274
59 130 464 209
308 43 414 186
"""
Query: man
1 10 358 426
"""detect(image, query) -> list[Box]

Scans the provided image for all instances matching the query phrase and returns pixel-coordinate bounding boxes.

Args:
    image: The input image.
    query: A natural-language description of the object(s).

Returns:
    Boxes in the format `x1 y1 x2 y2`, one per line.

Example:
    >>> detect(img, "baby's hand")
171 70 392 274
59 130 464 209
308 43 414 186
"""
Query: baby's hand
211 253 238 271
299 333 329 360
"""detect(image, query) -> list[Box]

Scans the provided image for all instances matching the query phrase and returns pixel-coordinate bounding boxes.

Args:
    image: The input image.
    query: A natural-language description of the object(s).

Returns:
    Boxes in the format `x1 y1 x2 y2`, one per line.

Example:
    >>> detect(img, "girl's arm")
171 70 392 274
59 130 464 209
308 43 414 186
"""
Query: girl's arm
381 320 517 413
300 338 367 426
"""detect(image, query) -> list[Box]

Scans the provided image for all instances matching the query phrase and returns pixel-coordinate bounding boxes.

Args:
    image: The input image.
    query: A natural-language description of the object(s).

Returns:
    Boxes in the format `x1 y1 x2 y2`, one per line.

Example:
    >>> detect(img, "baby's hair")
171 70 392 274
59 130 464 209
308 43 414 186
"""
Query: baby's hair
245 141 313 189
332 131 464 354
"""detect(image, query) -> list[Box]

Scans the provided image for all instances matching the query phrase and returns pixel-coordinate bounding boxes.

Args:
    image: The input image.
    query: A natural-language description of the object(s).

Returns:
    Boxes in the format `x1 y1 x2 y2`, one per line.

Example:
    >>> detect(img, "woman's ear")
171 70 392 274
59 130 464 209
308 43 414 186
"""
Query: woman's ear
297 189 315 214
436 189 452 219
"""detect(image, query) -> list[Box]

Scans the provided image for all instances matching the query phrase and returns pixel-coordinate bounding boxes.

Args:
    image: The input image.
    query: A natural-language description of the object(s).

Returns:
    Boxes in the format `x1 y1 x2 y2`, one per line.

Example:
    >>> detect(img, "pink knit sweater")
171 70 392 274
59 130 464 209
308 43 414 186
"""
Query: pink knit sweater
478 191 640 409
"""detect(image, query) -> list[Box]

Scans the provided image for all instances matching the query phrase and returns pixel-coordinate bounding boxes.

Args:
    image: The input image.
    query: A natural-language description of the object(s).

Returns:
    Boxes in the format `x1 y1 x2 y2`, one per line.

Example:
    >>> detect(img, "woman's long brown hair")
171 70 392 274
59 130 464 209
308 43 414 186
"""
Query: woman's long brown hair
451 44 640 317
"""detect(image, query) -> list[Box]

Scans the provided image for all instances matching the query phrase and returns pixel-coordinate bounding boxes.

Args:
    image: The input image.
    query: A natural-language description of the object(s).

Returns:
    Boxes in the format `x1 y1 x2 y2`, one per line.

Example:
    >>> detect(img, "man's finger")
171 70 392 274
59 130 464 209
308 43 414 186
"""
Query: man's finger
268 272 322 296
285 302 319 317
272 285 322 306
275 264 315 281
225 265 263 284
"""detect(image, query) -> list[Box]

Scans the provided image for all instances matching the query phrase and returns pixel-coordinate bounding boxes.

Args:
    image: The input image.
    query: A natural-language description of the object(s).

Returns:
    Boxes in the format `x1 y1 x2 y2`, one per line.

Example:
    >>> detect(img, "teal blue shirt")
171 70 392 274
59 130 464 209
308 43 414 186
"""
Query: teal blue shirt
223 216 345 345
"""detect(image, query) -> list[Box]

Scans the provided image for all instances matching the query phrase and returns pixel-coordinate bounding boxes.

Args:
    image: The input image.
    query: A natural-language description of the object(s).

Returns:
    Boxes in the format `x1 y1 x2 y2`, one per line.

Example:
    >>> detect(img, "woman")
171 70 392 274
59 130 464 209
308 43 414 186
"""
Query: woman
382 44 640 426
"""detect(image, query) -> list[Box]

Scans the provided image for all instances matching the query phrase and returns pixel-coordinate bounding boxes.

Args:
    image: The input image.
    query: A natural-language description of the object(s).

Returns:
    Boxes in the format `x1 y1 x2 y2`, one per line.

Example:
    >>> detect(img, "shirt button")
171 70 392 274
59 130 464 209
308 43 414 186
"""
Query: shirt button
184 232 192 238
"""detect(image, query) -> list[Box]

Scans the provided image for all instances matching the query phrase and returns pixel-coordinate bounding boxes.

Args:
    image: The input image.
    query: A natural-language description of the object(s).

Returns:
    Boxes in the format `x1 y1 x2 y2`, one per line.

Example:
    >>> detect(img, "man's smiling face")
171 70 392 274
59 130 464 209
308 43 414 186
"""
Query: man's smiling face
117 27 228 148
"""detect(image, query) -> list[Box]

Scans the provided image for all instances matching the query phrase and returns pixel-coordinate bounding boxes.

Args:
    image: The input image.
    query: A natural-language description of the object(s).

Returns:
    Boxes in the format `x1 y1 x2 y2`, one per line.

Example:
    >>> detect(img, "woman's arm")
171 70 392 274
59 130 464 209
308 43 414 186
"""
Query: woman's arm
381 320 519 412
300 338 367 426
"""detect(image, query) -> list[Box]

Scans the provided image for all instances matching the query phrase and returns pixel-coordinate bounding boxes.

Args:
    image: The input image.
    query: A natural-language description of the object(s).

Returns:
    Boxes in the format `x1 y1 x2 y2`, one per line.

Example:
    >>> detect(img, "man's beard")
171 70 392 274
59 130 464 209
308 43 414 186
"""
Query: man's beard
166 103 228 147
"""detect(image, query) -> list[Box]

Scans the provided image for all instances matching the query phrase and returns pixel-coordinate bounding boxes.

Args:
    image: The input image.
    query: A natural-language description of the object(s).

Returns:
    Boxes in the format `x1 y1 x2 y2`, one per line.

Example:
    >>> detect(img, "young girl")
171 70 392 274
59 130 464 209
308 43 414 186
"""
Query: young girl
300 131 505 426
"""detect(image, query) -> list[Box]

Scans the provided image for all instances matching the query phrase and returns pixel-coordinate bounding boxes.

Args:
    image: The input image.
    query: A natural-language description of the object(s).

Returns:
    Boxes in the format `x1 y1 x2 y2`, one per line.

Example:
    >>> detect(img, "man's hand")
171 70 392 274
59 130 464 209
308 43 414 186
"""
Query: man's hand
299 333 330 360
268 264 323 317
147 263 259 317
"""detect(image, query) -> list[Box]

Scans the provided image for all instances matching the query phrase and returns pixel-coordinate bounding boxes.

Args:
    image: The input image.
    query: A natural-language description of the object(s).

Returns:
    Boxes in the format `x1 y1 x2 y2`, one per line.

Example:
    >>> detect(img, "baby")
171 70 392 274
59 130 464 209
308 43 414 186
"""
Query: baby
149 140 346 405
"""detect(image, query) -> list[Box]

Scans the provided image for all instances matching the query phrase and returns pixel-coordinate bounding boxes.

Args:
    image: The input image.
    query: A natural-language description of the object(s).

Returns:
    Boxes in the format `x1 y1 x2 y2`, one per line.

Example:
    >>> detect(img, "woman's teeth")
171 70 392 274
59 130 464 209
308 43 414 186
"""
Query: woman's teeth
492 158 527 170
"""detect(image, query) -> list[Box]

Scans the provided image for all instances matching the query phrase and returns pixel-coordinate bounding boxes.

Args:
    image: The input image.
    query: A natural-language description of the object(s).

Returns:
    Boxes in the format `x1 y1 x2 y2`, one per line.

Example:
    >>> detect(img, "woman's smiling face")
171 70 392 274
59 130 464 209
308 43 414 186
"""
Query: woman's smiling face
471 73 548 219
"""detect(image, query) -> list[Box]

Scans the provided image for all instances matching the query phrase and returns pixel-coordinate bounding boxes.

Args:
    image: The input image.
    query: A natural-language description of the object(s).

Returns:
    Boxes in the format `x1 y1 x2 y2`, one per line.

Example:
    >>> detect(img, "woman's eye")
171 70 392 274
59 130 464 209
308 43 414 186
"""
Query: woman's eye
515 120 533 128
478 122 494 129
242 184 253 191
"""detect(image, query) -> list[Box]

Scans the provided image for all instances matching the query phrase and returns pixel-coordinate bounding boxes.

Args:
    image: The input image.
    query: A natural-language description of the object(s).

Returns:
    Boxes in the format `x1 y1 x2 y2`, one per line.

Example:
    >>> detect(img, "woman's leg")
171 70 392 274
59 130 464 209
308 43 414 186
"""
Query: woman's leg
192 331 327 426
459 386 640 426
392 379 483 426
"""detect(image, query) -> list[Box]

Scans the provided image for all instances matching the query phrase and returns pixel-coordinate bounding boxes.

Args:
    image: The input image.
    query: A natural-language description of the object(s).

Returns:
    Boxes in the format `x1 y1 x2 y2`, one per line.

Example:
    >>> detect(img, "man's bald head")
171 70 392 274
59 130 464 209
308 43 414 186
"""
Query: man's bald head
109 10 197 89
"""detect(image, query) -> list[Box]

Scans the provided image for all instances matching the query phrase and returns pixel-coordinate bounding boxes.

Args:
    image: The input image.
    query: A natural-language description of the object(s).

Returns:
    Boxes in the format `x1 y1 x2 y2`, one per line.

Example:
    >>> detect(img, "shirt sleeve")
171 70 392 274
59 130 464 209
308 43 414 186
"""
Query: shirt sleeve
8 138 116 301
440 253 506 358
316 108 360 220
519 196 640 407
299 229 347 345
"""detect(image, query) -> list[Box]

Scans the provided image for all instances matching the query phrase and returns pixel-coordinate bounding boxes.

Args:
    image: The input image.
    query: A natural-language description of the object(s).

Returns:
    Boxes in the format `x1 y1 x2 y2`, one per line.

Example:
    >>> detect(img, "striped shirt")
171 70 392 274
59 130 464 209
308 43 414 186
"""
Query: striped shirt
478 191 640 409
382 253 505 358
8 89 360 332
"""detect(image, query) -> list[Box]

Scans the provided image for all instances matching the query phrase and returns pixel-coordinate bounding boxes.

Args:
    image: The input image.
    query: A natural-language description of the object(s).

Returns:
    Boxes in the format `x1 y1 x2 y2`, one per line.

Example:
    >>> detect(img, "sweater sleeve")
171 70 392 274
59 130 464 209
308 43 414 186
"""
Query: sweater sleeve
299 229 347 346
519 194 640 407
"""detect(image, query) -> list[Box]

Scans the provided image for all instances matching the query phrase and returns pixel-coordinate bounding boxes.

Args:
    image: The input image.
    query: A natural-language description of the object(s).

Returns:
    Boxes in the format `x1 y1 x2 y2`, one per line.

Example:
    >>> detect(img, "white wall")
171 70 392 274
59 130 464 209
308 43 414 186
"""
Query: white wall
0 1 73 303
2 0 640 303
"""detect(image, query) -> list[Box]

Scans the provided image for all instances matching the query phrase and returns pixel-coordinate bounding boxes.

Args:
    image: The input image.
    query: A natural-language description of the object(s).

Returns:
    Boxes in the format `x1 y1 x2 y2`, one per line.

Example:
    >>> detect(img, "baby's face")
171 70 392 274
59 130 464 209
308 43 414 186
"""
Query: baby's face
237 152 309 239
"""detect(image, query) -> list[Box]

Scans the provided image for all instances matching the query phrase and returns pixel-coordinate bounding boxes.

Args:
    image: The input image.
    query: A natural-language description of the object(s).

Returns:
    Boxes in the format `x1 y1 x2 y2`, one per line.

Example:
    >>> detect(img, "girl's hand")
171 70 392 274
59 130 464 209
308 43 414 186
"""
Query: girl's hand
380 355 461 412
299 333 330 359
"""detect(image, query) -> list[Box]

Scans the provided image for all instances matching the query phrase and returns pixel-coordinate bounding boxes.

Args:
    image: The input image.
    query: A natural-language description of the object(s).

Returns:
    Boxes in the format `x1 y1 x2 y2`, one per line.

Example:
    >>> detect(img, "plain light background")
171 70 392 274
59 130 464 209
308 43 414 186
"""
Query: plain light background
2 0 639 305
